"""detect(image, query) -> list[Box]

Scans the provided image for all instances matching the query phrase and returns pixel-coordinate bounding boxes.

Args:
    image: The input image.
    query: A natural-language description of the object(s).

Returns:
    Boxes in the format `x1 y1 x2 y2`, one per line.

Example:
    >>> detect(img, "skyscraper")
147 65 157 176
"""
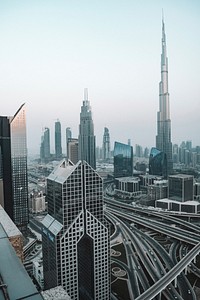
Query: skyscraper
149 147 167 178
114 142 133 178
156 17 173 176
0 104 28 231
67 138 78 164
66 127 72 157
42 159 110 299
40 127 50 162
55 119 62 159
78 89 96 169
102 127 110 161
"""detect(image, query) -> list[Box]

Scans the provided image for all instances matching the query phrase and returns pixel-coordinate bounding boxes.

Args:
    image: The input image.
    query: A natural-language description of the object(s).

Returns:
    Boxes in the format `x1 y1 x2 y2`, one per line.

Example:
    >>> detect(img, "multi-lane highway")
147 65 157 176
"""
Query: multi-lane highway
106 194 200 300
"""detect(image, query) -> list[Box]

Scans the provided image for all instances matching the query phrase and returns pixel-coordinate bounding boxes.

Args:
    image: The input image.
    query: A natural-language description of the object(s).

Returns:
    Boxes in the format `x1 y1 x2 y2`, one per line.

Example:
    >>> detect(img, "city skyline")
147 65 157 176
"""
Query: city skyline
0 1 199 154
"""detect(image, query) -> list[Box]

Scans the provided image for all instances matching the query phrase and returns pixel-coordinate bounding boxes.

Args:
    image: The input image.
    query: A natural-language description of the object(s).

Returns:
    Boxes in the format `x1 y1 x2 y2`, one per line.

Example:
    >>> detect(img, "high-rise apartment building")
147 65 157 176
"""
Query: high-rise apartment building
78 89 96 169
55 120 62 159
66 127 72 157
114 142 133 178
156 17 173 176
0 104 28 231
102 127 110 160
40 127 50 162
135 144 143 157
42 159 110 300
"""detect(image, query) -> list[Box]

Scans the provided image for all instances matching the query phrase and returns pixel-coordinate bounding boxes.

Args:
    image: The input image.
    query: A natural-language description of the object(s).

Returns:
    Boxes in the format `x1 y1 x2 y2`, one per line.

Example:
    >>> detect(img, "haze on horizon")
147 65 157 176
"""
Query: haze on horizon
0 0 199 155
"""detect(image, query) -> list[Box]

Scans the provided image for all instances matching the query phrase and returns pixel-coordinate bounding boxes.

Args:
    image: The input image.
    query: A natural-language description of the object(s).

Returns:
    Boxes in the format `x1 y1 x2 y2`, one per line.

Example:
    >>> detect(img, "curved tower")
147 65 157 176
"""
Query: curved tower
156 17 173 176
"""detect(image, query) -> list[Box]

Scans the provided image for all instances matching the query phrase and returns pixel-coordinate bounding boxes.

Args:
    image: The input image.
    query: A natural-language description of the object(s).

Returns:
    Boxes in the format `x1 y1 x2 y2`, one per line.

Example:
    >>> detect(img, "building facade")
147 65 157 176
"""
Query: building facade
40 127 50 162
102 127 110 160
66 127 72 157
168 174 194 202
149 147 167 178
78 89 96 169
42 159 110 300
156 18 173 176
55 120 62 159
67 138 79 164
0 104 29 231
114 142 133 178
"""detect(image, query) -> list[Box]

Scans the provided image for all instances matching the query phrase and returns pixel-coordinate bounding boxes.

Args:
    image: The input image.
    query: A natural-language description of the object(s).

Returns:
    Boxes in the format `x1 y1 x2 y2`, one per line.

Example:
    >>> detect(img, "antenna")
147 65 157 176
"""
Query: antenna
84 88 88 101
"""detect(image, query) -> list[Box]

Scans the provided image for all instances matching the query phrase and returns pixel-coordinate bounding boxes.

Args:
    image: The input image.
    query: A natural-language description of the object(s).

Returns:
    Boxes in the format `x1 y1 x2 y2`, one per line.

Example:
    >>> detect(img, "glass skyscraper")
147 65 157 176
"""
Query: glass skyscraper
149 147 167 178
40 127 50 162
66 127 72 158
78 89 96 169
0 104 28 231
114 142 133 178
55 119 62 159
42 159 110 300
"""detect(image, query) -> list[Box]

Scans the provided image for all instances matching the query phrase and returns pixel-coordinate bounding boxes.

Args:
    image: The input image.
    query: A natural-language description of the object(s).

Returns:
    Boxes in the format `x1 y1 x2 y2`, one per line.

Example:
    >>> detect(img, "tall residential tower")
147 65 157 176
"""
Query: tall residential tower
55 119 62 159
40 127 50 162
78 89 96 169
156 17 173 176
102 127 110 161
0 104 28 231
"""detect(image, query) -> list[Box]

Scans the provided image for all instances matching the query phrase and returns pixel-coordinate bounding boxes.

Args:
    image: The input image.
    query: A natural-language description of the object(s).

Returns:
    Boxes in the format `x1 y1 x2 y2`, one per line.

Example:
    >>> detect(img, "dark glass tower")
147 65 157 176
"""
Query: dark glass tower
156 17 173 176
0 104 28 231
168 174 194 202
55 120 62 159
42 159 110 299
149 147 167 178
40 127 50 162
78 89 96 169
114 142 133 178
102 127 110 161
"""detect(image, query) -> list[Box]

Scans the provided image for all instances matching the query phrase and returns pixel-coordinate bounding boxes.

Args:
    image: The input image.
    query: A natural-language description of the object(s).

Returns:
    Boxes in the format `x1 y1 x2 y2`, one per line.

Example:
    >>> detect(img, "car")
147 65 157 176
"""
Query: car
188 290 191 294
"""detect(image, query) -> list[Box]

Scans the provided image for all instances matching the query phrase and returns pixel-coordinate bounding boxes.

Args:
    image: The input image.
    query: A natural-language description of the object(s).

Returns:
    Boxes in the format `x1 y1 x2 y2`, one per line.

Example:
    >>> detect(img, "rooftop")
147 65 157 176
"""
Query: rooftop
42 286 71 300
0 224 43 300
0 205 22 238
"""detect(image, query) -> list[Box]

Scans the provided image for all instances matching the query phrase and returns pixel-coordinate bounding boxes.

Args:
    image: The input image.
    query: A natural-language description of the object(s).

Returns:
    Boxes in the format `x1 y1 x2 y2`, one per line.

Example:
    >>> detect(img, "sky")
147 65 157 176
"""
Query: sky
0 0 200 155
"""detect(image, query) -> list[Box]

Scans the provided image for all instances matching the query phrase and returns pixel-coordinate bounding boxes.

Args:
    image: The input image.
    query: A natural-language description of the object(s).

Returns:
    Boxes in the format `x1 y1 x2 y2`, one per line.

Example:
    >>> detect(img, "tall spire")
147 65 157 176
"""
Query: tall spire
156 15 173 176
84 88 88 101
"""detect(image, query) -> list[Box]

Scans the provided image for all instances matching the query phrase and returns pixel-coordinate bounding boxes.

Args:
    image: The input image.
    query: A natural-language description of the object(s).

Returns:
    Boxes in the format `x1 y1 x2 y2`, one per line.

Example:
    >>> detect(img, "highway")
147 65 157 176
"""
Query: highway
105 195 200 299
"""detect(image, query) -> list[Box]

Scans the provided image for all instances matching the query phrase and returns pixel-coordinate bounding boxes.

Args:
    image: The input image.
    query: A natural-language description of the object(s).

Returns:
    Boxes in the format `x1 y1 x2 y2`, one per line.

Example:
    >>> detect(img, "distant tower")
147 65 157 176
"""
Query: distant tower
55 120 62 159
66 127 72 157
78 89 96 169
0 104 29 231
40 127 50 162
42 159 110 299
156 16 173 176
102 127 110 160
67 138 78 164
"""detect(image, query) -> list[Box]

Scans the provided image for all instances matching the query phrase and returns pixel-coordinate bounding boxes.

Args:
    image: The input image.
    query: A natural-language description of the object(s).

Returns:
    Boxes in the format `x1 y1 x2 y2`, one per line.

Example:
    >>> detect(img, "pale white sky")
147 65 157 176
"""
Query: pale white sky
0 0 199 154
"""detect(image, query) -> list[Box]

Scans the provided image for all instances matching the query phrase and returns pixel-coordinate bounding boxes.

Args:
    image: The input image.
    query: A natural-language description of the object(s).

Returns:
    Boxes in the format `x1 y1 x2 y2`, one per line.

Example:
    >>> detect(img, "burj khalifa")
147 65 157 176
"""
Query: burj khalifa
156 17 173 176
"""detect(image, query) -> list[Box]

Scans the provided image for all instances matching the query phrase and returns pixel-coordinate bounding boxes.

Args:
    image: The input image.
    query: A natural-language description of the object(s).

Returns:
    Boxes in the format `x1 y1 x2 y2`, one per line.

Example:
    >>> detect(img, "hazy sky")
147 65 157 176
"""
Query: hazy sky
0 0 199 154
